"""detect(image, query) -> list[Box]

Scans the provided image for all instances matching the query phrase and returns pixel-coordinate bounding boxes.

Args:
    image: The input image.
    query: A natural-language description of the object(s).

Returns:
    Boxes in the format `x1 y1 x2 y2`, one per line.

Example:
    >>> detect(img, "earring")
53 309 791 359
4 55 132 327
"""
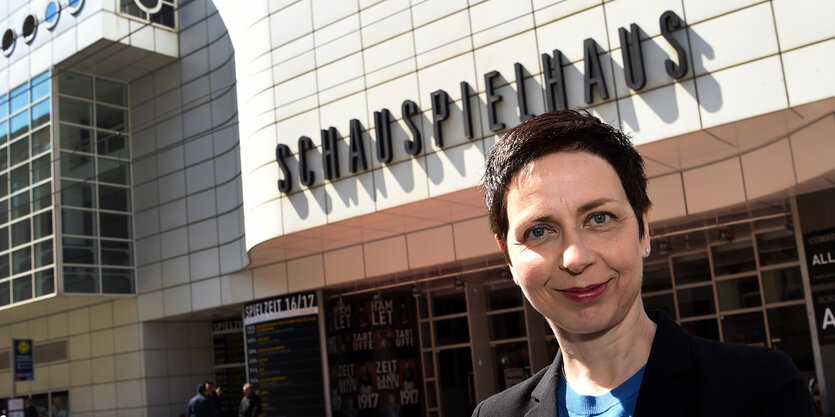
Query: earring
645 247 651 256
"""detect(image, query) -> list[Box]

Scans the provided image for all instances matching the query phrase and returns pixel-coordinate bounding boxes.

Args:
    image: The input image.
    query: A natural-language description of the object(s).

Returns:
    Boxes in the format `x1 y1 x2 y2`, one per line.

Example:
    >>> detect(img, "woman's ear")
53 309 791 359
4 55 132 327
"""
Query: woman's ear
642 207 651 253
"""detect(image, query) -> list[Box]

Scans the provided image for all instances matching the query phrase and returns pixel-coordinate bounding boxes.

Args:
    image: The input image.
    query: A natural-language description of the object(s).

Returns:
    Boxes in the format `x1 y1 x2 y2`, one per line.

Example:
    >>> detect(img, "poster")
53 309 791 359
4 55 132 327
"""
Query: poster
243 291 326 417
803 228 835 283
14 339 33 381
326 293 421 417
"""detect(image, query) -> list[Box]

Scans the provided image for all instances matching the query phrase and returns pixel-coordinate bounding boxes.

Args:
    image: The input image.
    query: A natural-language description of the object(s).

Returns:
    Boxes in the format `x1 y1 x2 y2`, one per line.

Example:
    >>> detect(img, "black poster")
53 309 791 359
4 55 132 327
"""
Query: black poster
326 293 421 417
812 289 835 345
803 228 835 283
243 291 326 417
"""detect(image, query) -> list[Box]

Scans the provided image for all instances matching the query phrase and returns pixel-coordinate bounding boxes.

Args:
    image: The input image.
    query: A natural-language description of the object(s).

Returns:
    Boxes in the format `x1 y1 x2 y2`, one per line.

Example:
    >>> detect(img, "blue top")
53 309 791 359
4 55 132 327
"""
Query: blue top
558 365 646 417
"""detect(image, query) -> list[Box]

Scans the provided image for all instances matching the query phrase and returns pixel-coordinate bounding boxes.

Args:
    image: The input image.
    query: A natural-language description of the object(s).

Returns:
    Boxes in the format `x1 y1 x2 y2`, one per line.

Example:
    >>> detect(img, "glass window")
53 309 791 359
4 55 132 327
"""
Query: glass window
10 164 29 192
673 252 711 285
0 226 7 251
32 183 51 211
762 267 804 303
12 274 31 302
100 213 131 238
0 254 7 279
489 311 526 340
34 268 54 297
10 84 28 114
434 317 469 346
34 239 52 268
10 136 29 166
10 111 29 138
101 240 132 266
58 72 92 99
681 318 720 341
432 291 467 316
31 125 50 154
98 158 130 184
60 124 93 152
11 192 30 219
717 276 761 311
0 146 7 171
96 104 127 131
11 219 30 247
60 152 94 179
0 280 9 306
642 260 672 292
0 174 6 199
62 180 94 208
62 209 96 236
677 285 716 318
99 185 130 211
58 97 92 126
64 266 98 292
97 132 128 158
487 284 523 310
768 305 814 373
643 293 675 317
721 311 767 346
151 3 176 28
32 155 50 183
712 240 756 276
62 237 96 264
31 71 50 101
757 229 798 266
31 99 50 128
12 246 32 274
96 78 127 106
0 120 7 144
33 211 52 239
102 268 133 293
0 94 7 116
492 342 531 391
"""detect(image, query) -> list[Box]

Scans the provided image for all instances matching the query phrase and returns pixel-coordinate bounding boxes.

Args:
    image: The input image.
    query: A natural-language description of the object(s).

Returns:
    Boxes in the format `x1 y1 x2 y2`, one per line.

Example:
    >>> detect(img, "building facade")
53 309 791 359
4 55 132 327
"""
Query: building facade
0 0 833 416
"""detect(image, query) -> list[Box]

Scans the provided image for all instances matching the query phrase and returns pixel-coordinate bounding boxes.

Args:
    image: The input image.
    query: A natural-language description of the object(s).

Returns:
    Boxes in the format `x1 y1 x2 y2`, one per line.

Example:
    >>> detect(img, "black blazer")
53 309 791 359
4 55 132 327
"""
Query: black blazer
472 310 814 417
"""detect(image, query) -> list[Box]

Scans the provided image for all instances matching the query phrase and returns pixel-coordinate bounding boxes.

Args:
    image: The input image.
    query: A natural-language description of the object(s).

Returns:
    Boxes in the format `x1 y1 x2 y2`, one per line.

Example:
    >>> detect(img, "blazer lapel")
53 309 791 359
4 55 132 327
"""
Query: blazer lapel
634 310 697 417
525 352 563 417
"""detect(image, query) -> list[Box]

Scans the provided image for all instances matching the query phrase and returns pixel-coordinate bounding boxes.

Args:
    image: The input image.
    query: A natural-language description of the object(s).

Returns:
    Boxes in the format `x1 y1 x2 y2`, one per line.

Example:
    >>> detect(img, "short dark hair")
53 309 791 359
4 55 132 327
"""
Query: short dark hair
482 110 651 255
197 383 207 395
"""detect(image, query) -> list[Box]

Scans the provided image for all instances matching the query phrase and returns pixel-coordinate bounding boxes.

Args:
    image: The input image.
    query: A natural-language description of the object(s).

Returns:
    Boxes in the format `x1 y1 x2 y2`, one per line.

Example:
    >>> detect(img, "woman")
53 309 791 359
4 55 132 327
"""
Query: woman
474 110 813 416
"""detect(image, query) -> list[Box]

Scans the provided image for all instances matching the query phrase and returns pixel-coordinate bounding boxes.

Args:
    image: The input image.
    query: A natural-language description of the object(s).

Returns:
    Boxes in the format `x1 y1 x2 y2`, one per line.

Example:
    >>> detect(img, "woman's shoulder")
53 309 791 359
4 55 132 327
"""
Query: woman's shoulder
471 363 555 417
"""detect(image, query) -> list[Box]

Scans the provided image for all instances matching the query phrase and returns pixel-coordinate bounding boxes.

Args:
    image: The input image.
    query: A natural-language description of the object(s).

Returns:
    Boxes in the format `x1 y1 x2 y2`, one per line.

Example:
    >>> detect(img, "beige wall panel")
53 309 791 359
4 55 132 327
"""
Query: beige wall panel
364 235 409 278
741 139 796 199
253 262 289 297
453 217 500 260
407 225 456 269
647 172 687 222
325 245 366 285
791 115 835 183
287 254 326 292
683 157 746 214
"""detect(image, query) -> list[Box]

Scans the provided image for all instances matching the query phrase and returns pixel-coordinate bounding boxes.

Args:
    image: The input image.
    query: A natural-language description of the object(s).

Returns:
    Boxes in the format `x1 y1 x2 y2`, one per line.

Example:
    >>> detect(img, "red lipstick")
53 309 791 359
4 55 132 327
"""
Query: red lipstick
558 281 609 303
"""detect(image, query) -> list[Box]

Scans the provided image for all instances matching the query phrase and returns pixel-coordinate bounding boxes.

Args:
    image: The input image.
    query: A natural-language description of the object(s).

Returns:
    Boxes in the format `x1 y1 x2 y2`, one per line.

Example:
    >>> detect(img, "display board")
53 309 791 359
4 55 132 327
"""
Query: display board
212 318 246 417
243 291 326 417
326 293 421 417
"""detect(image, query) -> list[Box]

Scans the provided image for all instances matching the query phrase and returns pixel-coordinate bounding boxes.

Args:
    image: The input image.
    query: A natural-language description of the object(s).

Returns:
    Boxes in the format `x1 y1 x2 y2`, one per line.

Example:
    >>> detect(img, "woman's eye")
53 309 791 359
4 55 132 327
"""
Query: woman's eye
529 226 546 239
590 213 612 225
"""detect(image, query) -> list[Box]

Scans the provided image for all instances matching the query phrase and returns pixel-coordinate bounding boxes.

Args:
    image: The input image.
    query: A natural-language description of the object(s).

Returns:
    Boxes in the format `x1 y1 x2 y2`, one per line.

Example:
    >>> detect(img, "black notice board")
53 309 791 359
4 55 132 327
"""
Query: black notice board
212 318 246 417
244 291 326 417
215 365 247 417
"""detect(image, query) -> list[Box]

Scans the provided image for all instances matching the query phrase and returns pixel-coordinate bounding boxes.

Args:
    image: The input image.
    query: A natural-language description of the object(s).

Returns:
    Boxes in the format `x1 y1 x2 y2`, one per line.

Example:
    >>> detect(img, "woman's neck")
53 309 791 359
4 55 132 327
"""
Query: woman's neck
554 305 656 396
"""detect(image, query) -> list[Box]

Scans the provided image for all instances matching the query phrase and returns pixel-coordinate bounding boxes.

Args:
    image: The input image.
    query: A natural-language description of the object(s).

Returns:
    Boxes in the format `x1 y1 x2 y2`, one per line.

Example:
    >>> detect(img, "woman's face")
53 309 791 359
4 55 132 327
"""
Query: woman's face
504 151 649 336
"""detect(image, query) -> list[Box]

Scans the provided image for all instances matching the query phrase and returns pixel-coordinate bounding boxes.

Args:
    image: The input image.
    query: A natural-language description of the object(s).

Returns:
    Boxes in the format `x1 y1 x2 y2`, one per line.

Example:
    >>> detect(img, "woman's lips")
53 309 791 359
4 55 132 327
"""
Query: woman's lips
557 280 610 303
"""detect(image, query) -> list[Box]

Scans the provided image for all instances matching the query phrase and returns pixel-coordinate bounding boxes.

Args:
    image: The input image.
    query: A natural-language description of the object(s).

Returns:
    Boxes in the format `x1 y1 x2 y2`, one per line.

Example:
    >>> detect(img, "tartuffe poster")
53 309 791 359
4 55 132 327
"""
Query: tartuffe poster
326 293 422 417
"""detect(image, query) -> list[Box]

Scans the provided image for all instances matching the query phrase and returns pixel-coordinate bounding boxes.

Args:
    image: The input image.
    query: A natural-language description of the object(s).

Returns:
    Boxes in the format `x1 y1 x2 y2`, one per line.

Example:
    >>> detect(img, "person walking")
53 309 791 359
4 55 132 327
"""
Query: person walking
205 381 222 417
188 383 211 417
238 383 262 417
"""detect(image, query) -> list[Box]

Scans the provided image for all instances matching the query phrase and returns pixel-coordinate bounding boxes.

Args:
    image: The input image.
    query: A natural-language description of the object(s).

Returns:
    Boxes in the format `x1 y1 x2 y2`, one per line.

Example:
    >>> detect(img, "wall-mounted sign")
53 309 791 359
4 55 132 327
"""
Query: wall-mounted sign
212 318 246 417
243 291 326 417
326 293 421 417
275 10 690 195
804 228 835 283
13 339 33 381
813 289 835 345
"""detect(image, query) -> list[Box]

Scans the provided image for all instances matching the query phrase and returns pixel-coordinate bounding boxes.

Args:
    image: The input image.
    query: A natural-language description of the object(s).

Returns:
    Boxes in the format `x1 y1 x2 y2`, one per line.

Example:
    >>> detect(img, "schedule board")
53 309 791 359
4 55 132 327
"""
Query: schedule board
243 291 326 417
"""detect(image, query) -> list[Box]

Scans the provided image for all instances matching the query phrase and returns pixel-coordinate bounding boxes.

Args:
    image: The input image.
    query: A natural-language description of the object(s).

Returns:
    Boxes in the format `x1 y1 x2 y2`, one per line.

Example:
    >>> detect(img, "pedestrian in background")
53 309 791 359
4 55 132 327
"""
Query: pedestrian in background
188 383 211 417
238 383 262 417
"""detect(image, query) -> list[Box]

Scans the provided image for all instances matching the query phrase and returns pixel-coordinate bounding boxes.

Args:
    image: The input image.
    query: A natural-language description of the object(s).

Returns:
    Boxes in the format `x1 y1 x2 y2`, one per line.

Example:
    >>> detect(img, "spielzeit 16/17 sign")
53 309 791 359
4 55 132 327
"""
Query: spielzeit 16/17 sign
243 291 326 417
805 228 835 344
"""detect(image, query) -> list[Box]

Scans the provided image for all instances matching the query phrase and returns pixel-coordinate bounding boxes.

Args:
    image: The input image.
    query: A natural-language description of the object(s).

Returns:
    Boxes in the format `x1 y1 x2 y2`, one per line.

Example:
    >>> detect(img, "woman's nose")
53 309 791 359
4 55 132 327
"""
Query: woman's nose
559 237 595 275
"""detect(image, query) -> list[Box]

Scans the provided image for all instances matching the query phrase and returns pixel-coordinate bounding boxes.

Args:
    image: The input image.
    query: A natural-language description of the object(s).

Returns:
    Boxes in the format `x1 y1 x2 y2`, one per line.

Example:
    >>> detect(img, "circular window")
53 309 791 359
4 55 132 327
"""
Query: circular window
44 1 61 30
135 0 163 14
2 29 16 57
22 15 38 44
67 0 84 15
